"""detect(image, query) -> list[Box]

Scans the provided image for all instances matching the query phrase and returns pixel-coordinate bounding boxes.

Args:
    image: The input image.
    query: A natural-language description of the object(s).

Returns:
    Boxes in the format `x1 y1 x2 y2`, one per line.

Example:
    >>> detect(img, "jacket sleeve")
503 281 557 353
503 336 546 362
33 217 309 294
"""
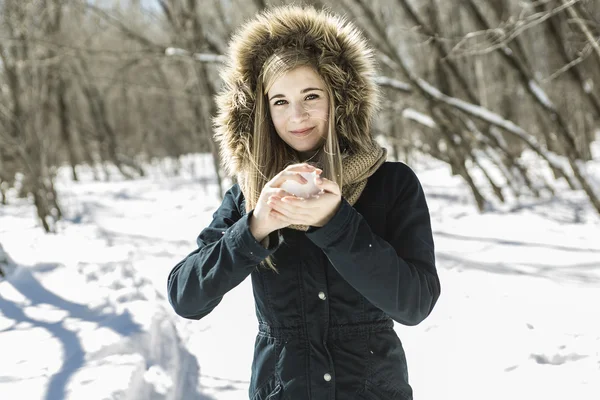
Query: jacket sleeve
167 185 280 320
306 165 440 326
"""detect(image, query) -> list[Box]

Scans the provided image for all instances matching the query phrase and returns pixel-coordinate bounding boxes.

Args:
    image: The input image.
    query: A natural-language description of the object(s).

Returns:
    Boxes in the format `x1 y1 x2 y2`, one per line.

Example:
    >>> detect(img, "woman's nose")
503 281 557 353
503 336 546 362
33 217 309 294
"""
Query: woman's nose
289 102 307 122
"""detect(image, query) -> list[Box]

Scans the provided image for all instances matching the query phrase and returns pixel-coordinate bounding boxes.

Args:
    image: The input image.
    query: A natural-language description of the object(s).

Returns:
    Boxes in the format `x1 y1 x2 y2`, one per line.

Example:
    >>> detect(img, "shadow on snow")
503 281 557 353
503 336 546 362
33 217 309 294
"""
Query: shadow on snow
0 263 213 400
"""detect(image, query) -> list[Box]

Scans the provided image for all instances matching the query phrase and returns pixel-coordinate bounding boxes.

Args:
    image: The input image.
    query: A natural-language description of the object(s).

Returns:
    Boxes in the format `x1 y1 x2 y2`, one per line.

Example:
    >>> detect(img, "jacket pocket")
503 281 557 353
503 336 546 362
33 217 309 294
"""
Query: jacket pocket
363 331 412 399
250 376 283 400
265 383 282 400
249 334 284 398
361 379 412 400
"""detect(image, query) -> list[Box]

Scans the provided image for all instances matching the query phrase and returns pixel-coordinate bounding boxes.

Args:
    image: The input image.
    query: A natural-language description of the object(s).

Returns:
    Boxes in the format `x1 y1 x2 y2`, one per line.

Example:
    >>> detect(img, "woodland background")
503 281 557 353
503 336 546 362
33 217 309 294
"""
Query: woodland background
1 3 599 398
0 0 599 261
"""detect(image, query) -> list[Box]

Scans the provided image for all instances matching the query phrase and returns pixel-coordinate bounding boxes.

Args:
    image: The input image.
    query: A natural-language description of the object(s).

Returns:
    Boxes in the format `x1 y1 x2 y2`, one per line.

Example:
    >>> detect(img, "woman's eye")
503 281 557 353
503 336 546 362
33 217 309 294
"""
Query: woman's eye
305 94 319 101
273 100 287 106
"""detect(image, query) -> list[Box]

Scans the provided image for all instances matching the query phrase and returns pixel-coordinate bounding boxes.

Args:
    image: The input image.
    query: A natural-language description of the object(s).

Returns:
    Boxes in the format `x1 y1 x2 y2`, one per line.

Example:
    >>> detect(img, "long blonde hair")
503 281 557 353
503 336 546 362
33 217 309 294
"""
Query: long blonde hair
245 49 344 271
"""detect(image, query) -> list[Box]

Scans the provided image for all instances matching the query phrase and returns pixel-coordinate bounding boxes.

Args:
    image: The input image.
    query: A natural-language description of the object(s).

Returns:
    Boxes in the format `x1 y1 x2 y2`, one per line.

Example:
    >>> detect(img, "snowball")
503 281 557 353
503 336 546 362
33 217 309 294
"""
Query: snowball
280 171 321 198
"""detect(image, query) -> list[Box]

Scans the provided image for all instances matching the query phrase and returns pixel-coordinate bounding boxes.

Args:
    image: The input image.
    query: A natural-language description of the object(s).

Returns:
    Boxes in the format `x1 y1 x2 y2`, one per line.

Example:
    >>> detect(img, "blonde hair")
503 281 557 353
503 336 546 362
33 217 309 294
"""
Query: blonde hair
245 48 343 271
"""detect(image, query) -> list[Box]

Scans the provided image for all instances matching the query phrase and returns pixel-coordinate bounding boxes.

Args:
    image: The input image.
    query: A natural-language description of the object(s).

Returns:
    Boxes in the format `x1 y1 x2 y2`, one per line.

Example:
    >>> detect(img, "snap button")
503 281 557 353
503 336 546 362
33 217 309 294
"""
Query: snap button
318 291 326 300
323 373 332 382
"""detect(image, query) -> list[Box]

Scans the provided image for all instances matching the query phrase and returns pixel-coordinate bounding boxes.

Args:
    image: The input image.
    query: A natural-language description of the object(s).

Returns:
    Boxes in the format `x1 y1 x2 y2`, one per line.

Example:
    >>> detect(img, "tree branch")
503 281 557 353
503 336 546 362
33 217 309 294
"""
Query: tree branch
563 0 600 66
372 76 412 92
450 0 583 57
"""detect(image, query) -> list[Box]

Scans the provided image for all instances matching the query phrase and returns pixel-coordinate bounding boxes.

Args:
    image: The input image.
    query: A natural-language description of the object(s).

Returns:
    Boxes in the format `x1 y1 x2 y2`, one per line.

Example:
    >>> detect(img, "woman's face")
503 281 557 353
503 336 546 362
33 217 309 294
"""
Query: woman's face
267 65 329 158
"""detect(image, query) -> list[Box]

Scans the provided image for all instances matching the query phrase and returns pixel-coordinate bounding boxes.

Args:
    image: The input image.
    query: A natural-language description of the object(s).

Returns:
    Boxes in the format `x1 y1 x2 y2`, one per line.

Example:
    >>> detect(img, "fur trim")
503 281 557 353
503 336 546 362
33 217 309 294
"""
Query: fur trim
213 5 380 176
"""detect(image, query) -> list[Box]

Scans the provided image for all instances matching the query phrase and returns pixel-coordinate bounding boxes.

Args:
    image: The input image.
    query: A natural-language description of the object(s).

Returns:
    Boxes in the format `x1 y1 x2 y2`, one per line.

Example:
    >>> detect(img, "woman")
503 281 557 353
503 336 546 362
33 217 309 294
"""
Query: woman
167 5 440 399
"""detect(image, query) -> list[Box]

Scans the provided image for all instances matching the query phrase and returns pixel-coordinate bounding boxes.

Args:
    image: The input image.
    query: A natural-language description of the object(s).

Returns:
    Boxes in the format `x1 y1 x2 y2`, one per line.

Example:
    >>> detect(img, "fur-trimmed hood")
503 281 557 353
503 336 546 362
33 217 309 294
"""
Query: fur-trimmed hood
213 5 381 176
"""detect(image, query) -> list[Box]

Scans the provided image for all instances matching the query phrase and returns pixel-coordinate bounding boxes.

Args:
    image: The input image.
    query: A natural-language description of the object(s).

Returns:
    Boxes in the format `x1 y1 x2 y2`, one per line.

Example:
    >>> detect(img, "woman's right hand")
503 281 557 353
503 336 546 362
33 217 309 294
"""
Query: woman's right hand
249 163 321 243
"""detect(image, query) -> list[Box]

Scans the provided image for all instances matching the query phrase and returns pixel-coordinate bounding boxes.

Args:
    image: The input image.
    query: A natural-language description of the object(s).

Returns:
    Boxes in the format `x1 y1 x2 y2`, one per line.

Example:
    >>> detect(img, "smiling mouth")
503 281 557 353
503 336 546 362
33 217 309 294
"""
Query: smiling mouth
290 127 314 135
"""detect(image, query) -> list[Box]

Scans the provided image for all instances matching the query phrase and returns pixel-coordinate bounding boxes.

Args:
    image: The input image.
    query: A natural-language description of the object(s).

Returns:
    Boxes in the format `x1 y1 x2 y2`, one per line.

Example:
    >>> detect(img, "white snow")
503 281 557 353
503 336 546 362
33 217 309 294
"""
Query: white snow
583 79 593 94
414 76 582 184
280 171 321 198
373 75 413 92
1 152 599 400
402 108 437 128
416 77 533 141
165 47 227 63
528 80 556 110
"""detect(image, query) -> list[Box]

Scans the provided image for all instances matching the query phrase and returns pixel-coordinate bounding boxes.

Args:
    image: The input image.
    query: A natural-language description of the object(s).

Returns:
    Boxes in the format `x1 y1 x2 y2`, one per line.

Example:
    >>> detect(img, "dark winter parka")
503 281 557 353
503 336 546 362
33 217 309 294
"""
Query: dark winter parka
167 6 441 400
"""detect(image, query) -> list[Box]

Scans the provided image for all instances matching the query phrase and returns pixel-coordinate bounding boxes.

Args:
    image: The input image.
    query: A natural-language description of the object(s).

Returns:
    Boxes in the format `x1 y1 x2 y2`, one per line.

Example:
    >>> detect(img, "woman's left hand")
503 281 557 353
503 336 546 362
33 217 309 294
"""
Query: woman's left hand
267 174 342 227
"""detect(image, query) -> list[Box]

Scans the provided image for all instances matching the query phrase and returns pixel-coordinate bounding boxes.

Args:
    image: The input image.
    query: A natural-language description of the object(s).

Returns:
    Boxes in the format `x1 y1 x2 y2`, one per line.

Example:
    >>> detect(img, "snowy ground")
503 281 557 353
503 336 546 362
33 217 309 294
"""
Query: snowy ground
0 150 599 400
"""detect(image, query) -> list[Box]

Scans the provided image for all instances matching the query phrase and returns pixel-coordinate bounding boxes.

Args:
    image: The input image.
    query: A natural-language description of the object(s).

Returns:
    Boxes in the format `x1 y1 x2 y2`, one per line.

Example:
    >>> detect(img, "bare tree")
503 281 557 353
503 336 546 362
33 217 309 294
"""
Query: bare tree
1 0 599 235
0 0 63 231
341 0 600 212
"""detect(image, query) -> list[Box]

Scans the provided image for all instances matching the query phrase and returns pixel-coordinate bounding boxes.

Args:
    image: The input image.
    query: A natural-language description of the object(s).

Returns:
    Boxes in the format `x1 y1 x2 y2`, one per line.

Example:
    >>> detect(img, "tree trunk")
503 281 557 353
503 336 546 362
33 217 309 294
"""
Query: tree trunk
76 56 137 180
58 76 79 182
464 0 600 214
188 0 225 198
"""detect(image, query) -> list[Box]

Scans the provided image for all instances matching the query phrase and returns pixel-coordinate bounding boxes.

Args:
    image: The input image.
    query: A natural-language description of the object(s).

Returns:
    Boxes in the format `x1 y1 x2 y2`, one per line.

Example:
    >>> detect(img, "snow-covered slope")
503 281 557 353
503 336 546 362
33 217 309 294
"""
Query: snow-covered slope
1 151 598 400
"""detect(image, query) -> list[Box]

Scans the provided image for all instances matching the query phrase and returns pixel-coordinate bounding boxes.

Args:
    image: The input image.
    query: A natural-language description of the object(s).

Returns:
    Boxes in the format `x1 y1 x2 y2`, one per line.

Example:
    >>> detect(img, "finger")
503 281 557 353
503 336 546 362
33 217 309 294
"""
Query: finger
284 163 320 173
266 188 294 198
279 195 321 209
269 197 314 220
315 177 341 195
269 208 303 226
268 197 312 219
270 171 310 188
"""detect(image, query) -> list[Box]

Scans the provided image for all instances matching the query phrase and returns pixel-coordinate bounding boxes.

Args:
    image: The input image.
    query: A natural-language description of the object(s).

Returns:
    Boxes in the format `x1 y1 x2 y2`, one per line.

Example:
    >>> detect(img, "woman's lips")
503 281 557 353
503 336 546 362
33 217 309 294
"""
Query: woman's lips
290 127 314 136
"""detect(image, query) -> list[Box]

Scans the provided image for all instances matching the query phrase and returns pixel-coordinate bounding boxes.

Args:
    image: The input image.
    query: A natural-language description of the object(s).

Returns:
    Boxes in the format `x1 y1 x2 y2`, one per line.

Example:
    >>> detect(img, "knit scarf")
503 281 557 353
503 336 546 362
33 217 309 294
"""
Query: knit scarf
238 139 388 232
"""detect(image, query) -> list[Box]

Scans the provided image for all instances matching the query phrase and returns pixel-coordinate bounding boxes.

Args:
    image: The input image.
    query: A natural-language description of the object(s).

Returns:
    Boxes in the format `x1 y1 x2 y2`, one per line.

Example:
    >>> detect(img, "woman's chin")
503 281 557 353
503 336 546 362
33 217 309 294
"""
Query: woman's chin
295 147 321 158
288 141 325 158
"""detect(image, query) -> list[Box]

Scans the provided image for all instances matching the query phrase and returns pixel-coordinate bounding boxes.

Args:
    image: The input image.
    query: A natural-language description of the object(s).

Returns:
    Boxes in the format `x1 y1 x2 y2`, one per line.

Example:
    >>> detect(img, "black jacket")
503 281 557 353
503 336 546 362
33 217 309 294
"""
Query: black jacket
167 161 441 399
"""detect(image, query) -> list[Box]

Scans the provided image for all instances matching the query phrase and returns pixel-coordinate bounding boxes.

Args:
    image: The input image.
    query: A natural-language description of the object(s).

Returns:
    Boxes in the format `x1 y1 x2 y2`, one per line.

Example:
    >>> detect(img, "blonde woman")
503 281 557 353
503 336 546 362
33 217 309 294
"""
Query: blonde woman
167 5 440 399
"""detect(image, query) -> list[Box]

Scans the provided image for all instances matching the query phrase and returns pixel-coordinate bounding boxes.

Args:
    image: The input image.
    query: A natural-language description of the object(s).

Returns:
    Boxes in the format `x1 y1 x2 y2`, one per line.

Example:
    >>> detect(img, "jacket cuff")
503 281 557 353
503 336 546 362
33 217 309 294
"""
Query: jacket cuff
306 198 354 248
230 211 281 261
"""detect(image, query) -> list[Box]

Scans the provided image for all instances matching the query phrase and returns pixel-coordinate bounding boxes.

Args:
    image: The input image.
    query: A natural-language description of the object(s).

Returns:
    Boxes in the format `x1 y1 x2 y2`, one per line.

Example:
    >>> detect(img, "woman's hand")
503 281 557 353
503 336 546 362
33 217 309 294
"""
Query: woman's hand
266 175 342 228
249 163 322 242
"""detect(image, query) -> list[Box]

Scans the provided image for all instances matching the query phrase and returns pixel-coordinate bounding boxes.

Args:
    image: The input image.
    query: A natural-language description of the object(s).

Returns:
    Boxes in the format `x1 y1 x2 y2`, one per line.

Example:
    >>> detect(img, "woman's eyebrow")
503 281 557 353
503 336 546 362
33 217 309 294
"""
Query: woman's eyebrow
300 87 323 93
269 87 323 101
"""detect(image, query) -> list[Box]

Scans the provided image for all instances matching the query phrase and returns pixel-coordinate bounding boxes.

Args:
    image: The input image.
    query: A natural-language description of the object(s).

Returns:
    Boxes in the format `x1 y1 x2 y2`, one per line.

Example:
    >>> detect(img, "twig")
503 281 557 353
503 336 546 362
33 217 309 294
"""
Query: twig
562 0 600 66
450 0 582 58
372 76 412 92
165 47 227 63
542 42 594 82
